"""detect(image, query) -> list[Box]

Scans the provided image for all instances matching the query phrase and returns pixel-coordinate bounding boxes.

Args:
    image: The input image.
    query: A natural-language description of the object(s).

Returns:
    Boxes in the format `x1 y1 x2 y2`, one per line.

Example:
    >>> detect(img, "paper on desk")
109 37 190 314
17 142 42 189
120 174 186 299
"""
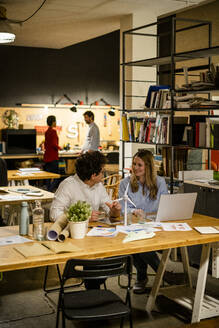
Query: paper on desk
14 243 53 257
42 240 81 253
87 227 118 237
19 168 41 172
194 226 219 234
15 172 33 176
123 231 155 243
0 235 31 246
161 222 192 231
0 194 29 201
116 224 160 234
193 179 209 183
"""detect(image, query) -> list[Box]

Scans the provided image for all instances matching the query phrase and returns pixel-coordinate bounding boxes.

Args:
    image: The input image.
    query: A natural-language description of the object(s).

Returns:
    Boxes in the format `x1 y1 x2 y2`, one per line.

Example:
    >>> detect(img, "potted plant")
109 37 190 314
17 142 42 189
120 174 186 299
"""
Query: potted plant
67 201 92 239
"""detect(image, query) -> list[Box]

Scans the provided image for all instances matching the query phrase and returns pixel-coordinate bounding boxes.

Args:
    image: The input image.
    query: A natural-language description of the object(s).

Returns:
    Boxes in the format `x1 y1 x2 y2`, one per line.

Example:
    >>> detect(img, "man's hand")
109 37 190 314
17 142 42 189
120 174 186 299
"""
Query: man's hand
90 210 101 221
105 201 121 218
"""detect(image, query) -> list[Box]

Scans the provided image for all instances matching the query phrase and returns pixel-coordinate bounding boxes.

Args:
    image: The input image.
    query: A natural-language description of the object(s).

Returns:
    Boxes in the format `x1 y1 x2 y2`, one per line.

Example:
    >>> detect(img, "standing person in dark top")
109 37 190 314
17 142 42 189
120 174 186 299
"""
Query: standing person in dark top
44 115 61 192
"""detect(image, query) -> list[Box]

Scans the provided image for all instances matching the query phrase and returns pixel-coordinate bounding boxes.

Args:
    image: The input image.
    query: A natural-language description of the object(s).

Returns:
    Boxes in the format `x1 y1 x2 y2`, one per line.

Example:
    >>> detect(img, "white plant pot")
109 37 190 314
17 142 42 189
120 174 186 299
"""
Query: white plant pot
69 219 89 239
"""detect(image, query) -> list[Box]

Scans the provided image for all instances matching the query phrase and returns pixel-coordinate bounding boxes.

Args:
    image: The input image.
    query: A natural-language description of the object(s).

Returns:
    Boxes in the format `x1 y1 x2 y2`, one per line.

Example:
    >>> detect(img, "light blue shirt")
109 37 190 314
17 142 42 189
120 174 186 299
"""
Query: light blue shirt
119 176 168 214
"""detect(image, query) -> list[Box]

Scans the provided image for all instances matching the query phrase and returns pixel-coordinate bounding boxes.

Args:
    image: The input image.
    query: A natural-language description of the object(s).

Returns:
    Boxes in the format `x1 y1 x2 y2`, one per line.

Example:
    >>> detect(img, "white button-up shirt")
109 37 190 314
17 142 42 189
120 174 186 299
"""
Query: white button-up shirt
50 174 110 221
81 122 100 153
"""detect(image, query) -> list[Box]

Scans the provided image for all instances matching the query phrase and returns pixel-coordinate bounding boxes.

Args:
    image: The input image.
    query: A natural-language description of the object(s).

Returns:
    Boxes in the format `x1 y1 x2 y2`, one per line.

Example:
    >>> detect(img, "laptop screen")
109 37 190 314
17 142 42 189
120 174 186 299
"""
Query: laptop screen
156 193 197 222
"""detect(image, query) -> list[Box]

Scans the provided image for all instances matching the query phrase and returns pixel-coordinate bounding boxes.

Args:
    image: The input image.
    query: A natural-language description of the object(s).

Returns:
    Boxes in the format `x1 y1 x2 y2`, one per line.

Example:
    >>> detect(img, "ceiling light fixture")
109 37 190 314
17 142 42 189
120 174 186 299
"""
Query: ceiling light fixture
0 7 15 44
0 0 47 44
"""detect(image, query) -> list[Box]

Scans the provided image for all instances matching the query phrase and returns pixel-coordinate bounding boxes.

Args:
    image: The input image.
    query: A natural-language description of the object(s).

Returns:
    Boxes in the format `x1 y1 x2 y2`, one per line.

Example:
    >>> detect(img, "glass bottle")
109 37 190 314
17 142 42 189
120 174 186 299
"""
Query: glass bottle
19 202 29 235
32 200 45 241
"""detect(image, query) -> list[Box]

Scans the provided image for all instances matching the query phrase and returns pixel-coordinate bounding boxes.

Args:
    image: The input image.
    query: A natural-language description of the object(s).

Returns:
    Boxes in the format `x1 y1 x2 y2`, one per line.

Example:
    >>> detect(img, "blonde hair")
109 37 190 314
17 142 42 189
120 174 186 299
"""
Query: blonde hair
130 149 158 200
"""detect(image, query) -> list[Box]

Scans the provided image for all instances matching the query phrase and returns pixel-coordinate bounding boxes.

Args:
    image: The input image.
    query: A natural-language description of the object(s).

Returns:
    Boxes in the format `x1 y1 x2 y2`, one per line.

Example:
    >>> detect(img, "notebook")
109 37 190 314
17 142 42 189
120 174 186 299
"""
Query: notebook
148 193 197 222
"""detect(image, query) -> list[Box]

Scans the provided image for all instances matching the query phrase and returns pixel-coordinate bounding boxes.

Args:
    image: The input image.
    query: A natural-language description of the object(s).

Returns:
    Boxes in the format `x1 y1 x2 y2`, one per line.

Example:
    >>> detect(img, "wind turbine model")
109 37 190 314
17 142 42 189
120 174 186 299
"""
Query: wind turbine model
115 182 136 226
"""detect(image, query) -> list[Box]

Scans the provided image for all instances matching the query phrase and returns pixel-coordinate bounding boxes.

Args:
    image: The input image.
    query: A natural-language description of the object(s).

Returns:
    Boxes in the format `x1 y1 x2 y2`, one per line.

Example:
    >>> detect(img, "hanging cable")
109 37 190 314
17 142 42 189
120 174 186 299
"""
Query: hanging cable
7 0 47 24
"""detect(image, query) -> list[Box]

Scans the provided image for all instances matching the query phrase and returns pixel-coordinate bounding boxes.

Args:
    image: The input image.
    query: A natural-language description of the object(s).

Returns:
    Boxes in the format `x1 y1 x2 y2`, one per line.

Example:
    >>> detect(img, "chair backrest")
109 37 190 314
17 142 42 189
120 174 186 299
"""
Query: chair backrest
0 158 8 186
102 174 122 200
62 255 132 285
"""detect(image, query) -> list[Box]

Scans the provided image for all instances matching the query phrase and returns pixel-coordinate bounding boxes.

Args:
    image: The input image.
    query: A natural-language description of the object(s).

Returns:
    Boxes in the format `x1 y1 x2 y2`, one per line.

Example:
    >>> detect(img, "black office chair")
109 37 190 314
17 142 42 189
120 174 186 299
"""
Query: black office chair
56 255 133 328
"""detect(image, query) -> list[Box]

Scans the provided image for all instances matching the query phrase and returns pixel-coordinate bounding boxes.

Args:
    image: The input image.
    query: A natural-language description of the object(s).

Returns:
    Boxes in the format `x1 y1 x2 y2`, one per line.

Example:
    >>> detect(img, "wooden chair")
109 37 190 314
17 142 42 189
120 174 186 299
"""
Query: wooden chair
102 174 122 200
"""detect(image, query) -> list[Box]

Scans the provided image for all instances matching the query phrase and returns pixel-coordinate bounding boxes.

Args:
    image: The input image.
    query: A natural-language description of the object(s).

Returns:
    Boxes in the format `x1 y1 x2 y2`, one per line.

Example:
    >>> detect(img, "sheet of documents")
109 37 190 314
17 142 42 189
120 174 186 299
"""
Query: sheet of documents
0 235 31 246
42 240 82 253
87 227 118 237
161 222 192 231
14 243 54 257
19 168 41 172
123 231 155 243
116 223 161 234
0 194 27 201
0 194 36 200
193 179 210 183
194 226 219 234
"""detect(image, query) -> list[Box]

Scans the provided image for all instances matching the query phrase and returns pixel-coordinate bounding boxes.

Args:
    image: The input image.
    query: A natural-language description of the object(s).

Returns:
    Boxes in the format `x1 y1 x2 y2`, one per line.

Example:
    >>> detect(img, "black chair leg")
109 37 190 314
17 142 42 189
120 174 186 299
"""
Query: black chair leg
43 264 62 294
62 309 66 328
129 312 133 328
56 309 60 328
44 264 84 295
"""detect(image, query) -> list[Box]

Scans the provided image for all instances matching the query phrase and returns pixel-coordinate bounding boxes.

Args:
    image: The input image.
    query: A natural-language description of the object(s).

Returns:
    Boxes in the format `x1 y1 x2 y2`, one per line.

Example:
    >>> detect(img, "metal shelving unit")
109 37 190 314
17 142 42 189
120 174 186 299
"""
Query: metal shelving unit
121 16 219 192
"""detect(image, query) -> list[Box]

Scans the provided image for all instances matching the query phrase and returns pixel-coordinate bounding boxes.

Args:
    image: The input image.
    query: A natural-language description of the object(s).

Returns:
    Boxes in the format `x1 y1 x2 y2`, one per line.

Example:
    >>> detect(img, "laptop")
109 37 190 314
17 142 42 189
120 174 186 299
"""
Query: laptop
148 193 197 222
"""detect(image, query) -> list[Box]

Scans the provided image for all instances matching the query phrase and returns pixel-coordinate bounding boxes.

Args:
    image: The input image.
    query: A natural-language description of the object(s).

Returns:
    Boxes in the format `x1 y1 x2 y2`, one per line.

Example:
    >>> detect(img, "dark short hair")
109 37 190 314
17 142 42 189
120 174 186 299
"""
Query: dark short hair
75 151 106 181
47 115 56 126
83 111 94 120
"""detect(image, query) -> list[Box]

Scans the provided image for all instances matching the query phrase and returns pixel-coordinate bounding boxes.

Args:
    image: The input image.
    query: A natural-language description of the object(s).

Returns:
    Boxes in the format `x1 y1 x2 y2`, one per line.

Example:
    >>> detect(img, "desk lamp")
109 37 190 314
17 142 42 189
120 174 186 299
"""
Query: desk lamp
54 94 77 112
100 98 116 116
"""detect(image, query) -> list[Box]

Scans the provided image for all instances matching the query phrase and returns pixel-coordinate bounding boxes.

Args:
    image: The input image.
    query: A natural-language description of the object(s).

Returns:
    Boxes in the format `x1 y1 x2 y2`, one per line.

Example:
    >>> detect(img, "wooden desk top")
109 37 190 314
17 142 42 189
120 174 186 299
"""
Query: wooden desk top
8 170 61 181
184 180 219 190
0 185 54 205
0 213 218 273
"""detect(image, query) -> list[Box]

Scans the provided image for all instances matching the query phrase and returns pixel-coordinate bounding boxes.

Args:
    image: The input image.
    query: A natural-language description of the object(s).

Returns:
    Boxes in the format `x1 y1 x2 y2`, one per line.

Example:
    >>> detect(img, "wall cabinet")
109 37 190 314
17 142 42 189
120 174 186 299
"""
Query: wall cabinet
184 182 219 218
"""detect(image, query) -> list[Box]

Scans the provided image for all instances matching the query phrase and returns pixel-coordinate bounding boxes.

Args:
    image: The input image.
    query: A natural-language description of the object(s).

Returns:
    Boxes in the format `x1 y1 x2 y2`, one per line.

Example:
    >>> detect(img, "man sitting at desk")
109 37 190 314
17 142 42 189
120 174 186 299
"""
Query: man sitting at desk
50 151 120 221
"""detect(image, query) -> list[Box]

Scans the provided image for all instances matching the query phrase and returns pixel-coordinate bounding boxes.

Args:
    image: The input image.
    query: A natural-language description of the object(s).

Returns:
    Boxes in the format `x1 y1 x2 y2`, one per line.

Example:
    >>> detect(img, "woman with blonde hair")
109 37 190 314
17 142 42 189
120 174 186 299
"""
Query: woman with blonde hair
119 149 180 294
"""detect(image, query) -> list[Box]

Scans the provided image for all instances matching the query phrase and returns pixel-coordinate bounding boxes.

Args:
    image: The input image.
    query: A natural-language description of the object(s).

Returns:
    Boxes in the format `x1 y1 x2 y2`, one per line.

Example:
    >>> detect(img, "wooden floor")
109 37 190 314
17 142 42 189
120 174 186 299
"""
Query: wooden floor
179 317 219 328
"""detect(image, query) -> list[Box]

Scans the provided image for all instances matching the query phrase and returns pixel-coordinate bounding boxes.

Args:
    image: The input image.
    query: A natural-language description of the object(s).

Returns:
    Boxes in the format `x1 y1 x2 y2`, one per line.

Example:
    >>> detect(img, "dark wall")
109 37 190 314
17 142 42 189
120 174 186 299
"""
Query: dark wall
0 31 120 106
157 16 174 86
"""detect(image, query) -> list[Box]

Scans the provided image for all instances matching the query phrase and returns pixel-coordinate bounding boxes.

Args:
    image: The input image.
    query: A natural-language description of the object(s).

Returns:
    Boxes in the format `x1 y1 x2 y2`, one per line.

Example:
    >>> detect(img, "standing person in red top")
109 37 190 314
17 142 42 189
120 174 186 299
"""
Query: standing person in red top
44 115 61 192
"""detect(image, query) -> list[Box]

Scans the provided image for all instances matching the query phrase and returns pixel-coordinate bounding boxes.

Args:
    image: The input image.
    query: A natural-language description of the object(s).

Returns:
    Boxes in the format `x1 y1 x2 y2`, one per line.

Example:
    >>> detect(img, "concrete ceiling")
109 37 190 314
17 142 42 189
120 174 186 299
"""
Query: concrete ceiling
1 0 206 49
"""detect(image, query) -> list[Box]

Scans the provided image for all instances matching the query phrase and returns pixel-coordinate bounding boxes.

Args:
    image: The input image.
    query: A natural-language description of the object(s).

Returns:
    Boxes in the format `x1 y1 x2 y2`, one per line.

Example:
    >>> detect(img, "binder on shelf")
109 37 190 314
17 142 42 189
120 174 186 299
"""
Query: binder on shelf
206 117 219 148
199 122 206 148
145 85 170 108
122 114 129 141
212 124 219 148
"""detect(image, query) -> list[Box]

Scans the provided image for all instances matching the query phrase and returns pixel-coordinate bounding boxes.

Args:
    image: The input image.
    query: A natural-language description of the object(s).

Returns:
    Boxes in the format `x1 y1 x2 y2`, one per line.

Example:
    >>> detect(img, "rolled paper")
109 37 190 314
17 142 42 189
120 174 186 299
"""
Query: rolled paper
58 223 70 242
47 214 68 240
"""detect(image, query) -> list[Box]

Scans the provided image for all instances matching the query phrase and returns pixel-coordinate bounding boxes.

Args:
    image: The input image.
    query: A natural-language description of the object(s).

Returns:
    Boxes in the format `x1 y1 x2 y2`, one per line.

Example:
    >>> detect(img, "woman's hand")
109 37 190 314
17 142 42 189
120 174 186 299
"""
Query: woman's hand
90 210 100 221
105 201 121 217
133 209 146 220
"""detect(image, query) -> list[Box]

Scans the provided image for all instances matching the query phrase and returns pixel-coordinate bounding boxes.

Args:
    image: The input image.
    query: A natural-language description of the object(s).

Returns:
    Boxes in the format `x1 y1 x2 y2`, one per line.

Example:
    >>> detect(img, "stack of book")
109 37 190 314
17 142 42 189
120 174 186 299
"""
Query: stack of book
122 114 170 144
185 115 219 148
145 85 170 109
